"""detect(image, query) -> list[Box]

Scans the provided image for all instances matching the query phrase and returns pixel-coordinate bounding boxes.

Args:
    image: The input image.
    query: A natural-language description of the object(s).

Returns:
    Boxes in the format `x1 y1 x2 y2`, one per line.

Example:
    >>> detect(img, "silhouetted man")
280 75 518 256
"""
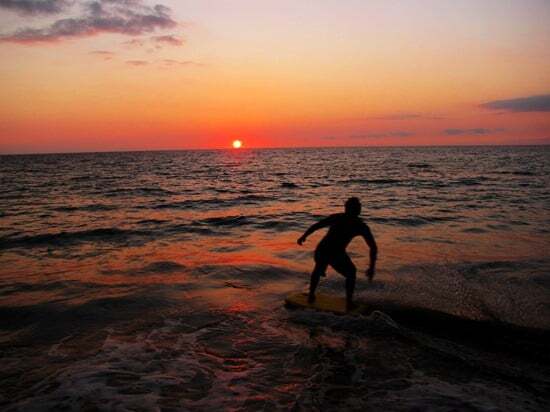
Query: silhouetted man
297 197 377 311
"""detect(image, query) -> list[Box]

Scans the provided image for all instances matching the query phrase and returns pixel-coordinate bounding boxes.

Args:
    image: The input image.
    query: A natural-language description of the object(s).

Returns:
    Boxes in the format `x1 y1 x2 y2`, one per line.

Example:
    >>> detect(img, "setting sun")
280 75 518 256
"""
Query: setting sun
232 140 242 149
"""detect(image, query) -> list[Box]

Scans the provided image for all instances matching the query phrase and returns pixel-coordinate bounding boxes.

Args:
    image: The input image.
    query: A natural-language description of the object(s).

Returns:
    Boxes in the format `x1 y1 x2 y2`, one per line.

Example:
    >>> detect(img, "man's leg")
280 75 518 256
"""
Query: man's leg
308 261 327 303
345 270 357 309
331 253 357 310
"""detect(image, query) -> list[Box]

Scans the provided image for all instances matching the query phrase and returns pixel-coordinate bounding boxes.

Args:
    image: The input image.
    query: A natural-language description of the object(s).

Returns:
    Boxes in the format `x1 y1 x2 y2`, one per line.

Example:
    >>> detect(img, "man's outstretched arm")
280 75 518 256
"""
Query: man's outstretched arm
362 226 378 281
297 215 335 245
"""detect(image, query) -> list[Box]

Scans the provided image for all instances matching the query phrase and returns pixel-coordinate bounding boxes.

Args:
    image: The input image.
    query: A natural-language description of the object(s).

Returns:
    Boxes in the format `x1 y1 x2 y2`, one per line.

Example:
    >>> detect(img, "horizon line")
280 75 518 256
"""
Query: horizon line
1 142 549 156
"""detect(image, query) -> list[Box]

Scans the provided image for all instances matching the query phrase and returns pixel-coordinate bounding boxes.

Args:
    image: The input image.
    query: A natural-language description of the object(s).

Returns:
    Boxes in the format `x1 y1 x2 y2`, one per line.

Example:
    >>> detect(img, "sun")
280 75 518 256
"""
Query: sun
232 139 243 149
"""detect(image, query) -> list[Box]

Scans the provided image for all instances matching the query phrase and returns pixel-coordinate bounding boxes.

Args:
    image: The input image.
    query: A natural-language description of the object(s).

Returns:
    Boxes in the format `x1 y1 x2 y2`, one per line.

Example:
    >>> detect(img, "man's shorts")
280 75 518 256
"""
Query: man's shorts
314 248 356 277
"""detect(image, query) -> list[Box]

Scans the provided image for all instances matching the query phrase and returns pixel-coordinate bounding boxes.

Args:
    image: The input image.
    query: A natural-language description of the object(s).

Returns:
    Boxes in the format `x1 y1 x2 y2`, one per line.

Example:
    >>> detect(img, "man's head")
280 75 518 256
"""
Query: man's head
345 197 361 216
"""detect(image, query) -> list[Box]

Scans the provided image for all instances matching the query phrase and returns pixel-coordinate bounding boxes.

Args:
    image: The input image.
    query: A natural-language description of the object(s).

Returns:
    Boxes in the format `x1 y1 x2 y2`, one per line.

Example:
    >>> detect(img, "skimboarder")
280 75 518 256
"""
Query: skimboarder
297 197 377 311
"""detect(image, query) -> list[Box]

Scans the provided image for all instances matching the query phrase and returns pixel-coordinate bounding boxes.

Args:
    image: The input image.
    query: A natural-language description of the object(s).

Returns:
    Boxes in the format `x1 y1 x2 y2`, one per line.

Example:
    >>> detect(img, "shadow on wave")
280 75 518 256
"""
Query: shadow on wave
0 228 151 250
286 298 550 364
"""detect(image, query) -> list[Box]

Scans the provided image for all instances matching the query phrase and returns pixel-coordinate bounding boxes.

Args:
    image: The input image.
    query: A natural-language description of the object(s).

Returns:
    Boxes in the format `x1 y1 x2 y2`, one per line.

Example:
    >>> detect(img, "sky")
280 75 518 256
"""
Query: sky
0 0 549 153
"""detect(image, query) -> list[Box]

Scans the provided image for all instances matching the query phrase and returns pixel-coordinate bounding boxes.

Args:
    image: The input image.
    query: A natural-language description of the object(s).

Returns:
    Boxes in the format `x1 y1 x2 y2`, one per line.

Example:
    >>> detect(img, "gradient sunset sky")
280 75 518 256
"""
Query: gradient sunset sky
1 0 549 153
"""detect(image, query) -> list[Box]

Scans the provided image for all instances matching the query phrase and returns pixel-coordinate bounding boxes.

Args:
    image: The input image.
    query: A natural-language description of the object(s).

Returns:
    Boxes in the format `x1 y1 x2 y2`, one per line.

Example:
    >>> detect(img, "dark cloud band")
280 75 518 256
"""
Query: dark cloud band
350 131 414 139
0 0 177 43
443 128 504 136
152 35 183 46
126 59 148 66
0 0 70 15
481 94 550 112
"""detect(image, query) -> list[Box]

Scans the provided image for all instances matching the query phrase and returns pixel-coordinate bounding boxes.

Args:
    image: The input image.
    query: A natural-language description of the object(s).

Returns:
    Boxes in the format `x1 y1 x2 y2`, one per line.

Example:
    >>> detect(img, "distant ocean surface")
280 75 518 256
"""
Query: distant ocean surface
1 146 549 410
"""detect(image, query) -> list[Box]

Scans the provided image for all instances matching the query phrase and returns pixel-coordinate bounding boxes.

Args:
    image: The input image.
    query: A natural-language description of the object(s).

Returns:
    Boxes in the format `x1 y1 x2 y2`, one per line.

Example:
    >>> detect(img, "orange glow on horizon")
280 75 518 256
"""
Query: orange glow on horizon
232 140 243 149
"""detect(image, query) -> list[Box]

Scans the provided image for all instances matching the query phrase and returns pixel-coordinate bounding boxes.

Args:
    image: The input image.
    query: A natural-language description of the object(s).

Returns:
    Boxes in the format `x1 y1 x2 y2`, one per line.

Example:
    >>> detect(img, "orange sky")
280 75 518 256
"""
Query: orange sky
0 0 549 153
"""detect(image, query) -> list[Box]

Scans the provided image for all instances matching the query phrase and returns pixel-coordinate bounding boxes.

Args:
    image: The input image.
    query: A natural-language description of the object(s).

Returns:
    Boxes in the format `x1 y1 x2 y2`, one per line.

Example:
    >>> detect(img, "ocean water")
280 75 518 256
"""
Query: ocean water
1 146 549 411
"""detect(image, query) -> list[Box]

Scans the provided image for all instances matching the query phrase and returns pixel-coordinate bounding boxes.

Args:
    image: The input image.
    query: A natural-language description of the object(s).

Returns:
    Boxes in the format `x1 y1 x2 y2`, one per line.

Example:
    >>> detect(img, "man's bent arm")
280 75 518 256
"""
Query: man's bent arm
297 215 334 244
362 227 378 276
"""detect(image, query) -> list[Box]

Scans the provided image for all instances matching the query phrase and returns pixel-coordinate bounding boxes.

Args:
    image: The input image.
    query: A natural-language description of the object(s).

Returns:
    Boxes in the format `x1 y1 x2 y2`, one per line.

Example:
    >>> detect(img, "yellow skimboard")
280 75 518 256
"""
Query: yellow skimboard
284 292 367 315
